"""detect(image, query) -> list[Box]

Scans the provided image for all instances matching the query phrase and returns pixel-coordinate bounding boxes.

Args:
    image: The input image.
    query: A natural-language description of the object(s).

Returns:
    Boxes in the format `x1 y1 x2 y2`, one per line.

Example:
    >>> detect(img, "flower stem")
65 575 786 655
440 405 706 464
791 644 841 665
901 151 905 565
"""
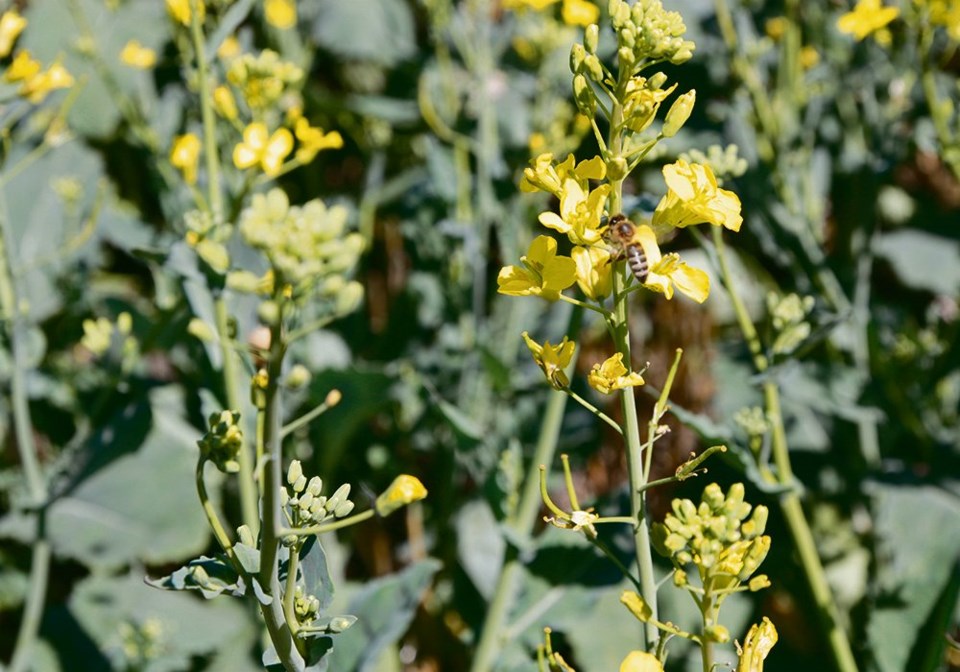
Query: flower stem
711 227 858 672
189 4 259 537
0 187 52 672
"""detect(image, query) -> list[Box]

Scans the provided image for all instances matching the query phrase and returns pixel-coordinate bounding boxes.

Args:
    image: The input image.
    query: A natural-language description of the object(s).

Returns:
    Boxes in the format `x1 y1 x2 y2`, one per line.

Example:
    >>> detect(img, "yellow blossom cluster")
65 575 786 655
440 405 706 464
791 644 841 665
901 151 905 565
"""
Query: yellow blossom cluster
0 10 74 104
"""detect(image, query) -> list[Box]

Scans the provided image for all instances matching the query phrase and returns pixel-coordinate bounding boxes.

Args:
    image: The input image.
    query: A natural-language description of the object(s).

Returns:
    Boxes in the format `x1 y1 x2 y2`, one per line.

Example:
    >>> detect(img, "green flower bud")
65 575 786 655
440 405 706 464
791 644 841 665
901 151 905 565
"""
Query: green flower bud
196 239 230 275
749 575 771 591
333 499 355 518
293 474 307 493
573 74 596 116
197 410 243 473
570 42 586 73
606 156 629 181
336 281 364 316
287 460 303 487
620 590 652 622
704 624 730 643
237 525 255 547
742 505 769 538
584 53 603 82
326 483 351 512
258 300 280 326
187 318 217 343
584 24 599 54
673 569 687 586
227 270 269 294
648 72 668 90
617 46 635 70
285 364 312 390
662 89 695 137
299 492 315 510
306 476 323 497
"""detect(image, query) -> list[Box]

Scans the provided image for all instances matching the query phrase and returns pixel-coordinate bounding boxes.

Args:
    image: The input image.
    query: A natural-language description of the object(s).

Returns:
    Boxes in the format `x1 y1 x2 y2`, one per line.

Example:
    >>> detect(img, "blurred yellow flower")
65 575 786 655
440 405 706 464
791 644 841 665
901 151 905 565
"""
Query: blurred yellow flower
522 331 576 389
800 46 820 69
588 353 644 395
233 122 293 176
171 133 201 184
764 16 786 40
562 0 599 26
375 475 427 516
837 0 899 40
538 178 610 246
620 651 664 672
502 0 561 10
736 617 778 672
497 235 577 300
212 85 238 120
294 118 344 163
927 0 960 41
120 40 157 69
217 36 241 60
4 50 41 82
265 0 296 29
652 160 742 231
630 223 710 302
166 0 205 26
0 10 27 58
572 245 612 300
16 58 74 104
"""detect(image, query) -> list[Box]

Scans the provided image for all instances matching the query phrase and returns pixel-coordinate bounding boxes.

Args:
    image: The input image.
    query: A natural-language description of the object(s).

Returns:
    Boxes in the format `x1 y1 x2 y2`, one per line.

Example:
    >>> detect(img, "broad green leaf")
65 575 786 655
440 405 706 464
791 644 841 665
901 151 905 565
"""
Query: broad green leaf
69 573 255 672
866 483 960 672
325 559 441 672
311 0 416 66
875 230 960 295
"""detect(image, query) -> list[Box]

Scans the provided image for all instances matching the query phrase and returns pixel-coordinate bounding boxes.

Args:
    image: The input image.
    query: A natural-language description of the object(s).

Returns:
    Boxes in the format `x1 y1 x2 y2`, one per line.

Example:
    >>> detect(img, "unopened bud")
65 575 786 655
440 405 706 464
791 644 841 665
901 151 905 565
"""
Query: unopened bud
333 500 355 518
573 74 595 116
570 42 586 73
326 389 342 407
375 474 428 516
306 476 323 497
257 300 280 326
285 364 311 389
704 624 730 643
187 318 216 342
236 524 255 547
617 46 634 70
336 281 364 315
663 89 695 137
584 24 599 54
287 460 303 487
227 270 262 293
606 156 628 181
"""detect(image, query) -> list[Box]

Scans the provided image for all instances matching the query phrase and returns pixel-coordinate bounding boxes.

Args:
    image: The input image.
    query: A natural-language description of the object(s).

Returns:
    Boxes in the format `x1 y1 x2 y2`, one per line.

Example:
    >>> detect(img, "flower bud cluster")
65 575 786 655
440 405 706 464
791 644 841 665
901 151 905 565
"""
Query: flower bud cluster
197 410 243 473
226 49 303 113
238 188 364 303
653 483 770 594
281 460 355 530
767 292 815 356
679 144 749 185
184 209 233 274
293 586 321 625
608 0 695 67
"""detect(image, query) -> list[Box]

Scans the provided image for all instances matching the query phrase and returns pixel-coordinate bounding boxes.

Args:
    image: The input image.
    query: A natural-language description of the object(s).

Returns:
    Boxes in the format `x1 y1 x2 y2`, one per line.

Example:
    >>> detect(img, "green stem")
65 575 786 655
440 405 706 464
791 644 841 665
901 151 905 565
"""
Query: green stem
190 6 258 536
700 595 715 672
284 509 375 536
919 26 960 180
257 307 304 671
195 460 241 571
1 187 52 672
565 388 623 435
470 306 581 672
711 228 858 672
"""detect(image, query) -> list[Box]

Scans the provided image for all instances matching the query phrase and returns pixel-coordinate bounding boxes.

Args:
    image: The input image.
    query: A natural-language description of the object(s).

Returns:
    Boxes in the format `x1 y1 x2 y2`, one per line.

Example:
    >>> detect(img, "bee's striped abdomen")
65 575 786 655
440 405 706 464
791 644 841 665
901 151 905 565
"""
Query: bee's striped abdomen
625 244 649 283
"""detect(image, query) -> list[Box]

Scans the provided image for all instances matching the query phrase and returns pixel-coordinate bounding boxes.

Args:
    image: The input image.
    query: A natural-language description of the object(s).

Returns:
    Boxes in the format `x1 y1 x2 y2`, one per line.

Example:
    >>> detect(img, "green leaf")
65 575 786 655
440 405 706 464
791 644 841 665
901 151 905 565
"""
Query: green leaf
875 230 960 294
0 387 212 570
325 559 441 672
68 573 255 672
145 554 246 599
301 537 335 611
310 0 416 66
866 482 960 672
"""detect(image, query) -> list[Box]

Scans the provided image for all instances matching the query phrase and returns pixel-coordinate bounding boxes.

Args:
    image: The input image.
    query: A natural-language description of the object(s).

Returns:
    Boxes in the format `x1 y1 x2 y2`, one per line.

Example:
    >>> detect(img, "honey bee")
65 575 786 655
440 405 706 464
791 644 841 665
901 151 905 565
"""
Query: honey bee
604 214 649 284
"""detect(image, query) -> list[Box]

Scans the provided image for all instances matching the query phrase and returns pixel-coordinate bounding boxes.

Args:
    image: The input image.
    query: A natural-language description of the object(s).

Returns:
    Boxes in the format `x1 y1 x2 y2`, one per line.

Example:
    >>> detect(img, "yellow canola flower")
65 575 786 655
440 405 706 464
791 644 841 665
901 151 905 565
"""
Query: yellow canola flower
588 353 644 395
522 331 575 390
120 40 157 69
520 152 605 197
375 475 427 517
502 0 561 10
652 160 742 232
15 58 74 104
217 36 241 60
166 0 205 26
233 122 293 176
212 86 238 121
171 133 201 184
800 46 820 69
622 76 677 133
538 178 610 246
736 618 778 672
562 0 599 26
620 651 664 672
631 223 710 303
265 0 297 29
0 10 27 58
836 0 899 40
4 50 41 82
497 235 576 301
294 118 344 163
572 245 612 300
927 0 960 41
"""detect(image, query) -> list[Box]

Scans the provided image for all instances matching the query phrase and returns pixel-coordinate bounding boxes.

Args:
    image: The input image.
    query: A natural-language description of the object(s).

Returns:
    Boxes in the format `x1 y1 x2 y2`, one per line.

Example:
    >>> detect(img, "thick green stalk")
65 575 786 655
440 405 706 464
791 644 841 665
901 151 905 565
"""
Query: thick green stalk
712 227 857 672
470 305 580 672
608 84 658 648
189 3 259 536
257 313 305 671
1 189 52 672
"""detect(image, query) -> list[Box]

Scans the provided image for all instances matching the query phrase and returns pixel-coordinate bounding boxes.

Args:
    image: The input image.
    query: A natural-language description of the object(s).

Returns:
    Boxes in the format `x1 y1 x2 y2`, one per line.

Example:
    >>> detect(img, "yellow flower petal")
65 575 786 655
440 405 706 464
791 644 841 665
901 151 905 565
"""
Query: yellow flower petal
620 650 664 672
375 475 427 517
265 0 297 29
0 10 27 58
120 40 157 69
